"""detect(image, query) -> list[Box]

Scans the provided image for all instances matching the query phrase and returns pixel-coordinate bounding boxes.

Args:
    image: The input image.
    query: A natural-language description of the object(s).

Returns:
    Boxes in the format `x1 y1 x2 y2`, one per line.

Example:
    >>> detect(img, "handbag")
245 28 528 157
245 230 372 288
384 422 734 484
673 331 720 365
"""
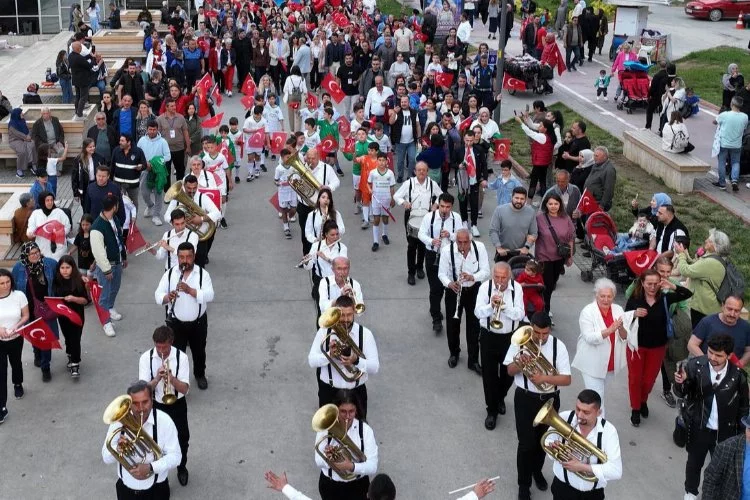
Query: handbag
663 295 675 339
544 214 571 259
28 275 57 322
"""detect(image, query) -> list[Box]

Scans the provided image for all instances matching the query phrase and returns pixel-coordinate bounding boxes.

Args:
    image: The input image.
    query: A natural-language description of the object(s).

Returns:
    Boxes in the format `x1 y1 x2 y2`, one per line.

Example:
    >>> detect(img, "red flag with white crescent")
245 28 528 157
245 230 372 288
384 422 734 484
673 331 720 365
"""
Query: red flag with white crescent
86 280 110 326
18 318 61 350
211 85 223 107
197 72 213 95
458 116 473 132
493 138 511 161
337 116 351 137
44 297 83 326
125 220 148 253
306 92 319 109
270 132 288 154
575 188 603 216
321 73 345 103
198 188 221 209
623 249 659 276
247 127 266 148
201 112 224 129
34 220 66 245
219 141 235 167
241 74 256 96
502 73 527 92
197 90 210 117
434 72 454 88
240 94 254 109
316 137 339 154
342 137 356 154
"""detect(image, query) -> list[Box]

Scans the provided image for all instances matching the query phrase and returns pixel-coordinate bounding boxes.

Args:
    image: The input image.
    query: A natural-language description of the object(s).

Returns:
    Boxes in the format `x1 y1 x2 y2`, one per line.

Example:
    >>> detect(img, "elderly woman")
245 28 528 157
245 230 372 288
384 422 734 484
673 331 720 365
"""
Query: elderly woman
0 268 30 419
674 228 730 329
721 63 744 111
26 191 71 261
470 107 501 143
8 108 37 178
11 242 58 382
571 278 630 417
536 192 575 315
31 107 66 154
12 193 35 244
624 269 692 427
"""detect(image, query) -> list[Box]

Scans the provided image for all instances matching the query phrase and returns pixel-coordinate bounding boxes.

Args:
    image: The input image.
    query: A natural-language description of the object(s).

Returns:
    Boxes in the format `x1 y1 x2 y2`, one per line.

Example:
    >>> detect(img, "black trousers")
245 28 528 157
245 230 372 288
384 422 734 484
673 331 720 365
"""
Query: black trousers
310 60 322 90
154 398 189 468
312 272 322 318
0 336 23 409
74 84 88 117
444 284 480 365
319 472 370 500
551 477 605 500
297 203 313 256
58 317 82 363
236 65 249 92
406 235 425 276
645 98 660 130
515 388 560 488
528 165 548 199
185 70 199 92
425 251 444 322
541 259 564 313
480 329 514 415
690 309 706 330
317 379 368 420
270 64 285 95
166 149 186 189
458 184 479 227
116 478 170 500
685 427 719 495
168 315 208 378
195 233 215 267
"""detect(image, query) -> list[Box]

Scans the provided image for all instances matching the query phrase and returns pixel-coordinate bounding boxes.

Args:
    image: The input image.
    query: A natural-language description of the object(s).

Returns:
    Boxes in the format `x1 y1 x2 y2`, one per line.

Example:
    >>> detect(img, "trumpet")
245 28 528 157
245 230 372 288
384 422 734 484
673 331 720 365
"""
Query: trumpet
160 354 177 405
345 278 365 314
453 258 465 320
319 307 366 382
296 238 341 269
489 288 505 330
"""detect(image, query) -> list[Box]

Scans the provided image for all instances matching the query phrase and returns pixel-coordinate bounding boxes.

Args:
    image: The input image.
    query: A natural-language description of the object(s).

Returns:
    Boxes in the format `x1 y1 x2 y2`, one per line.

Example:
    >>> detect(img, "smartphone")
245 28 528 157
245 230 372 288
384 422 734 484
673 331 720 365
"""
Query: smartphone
525 104 530 112
513 110 517 116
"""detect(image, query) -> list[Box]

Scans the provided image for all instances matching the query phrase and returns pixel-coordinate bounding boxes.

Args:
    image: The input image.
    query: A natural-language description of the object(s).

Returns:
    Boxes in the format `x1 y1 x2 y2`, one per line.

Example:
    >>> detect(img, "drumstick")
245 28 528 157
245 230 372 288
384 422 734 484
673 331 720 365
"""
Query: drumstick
448 476 500 495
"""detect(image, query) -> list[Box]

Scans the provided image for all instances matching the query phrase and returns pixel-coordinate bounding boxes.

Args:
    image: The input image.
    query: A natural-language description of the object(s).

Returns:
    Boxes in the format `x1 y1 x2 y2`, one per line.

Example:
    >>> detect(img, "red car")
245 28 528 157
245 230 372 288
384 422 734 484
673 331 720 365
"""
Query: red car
685 0 750 21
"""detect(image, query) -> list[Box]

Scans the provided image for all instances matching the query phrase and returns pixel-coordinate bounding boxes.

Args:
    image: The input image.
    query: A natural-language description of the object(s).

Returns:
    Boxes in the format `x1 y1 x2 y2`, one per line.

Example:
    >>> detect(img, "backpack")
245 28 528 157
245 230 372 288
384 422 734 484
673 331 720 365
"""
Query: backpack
669 125 689 151
707 255 746 303
288 75 303 104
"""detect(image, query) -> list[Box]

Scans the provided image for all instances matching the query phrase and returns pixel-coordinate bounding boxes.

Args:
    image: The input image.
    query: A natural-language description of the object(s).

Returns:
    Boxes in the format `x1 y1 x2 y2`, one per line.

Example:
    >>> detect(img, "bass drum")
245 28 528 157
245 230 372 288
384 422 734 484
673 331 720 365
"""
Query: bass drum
406 209 429 239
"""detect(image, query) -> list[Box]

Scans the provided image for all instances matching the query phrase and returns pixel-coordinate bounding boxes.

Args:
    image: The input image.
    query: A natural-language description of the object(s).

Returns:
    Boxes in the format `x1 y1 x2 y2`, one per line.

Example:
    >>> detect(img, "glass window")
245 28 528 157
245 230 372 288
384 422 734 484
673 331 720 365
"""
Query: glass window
41 15 61 34
18 0 40 15
0 0 17 16
17 17 40 35
41 0 60 16
0 17 18 34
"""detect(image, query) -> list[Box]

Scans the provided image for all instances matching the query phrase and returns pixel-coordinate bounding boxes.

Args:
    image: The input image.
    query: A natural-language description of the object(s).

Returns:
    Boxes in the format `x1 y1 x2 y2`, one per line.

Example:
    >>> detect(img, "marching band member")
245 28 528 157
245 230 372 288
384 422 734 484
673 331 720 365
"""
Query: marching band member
101 380 181 499
544 389 622 500
188 154 218 192
297 148 340 256
393 161 442 286
138 325 191 487
164 174 221 267
418 192 462 334
438 228 490 373
305 187 345 244
475 262 526 429
154 242 214 390
303 220 347 313
319 257 364 314
314 390 379 500
155 209 199 271
503 312 572 499
308 295 379 417
275 148 299 239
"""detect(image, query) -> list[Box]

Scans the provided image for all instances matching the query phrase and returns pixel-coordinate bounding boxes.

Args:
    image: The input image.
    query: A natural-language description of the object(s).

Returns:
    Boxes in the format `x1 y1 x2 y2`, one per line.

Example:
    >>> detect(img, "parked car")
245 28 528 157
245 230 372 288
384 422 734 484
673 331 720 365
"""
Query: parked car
685 0 750 21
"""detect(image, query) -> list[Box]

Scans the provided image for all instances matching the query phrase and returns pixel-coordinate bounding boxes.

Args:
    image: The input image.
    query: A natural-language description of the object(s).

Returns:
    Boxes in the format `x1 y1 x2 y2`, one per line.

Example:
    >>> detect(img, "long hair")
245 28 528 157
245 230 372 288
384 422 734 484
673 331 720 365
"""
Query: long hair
541 192 569 218
316 187 336 217
333 389 366 422
80 138 95 164
53 254 87 297
633 269 661 300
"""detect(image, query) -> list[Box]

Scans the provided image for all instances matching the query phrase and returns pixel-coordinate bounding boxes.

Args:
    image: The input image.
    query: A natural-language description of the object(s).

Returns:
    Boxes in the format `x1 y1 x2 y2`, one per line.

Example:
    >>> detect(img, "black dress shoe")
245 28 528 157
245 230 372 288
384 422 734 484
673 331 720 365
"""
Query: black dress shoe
432 320 442 334
196 376 208 390
518 489 531 500
498 401 506 415
448 355 458 368
631 409 641 427
470 362 482 375
640 402 649 418
416 269 425 279
178 466 189 486
484 414 497 430
533 472 548 491
42 369 51 382
407 274 416 285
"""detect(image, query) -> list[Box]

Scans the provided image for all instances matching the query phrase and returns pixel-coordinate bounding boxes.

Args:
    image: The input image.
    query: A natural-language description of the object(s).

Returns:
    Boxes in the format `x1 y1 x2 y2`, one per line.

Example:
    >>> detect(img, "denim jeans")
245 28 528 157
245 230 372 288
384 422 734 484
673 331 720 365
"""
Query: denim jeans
717 146 742 186
395 141 416 180
95 263 122 324
59 78 73 104
565 46 581 70
139 172 163 216
37 319 59 370
90 79 106 99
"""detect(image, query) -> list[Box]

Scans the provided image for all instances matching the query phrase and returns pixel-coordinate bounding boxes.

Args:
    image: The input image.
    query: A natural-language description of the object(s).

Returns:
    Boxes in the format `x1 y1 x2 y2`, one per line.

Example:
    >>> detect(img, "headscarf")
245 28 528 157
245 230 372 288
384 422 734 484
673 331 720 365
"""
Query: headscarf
651 192 672 215
577 149 595 169
19 241 45 285
9 108 29 135
38 190 55 217
723 64 741 90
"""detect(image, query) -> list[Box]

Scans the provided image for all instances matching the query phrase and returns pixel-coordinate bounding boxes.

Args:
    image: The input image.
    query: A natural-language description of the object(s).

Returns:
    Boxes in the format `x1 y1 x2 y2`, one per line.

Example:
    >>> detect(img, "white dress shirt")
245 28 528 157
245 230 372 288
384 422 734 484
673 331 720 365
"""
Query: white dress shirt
393 176 442 212
193 167 221 194
154 265 214 322
364 86 394 118
474 279 526 333
155 228 200 271
319 276 363 313
164 189 221 237
308 322 379 389
311 162 341 192
418 210 462 252
437 241 491 288
503 335 571 393
707 362 729 430
303 240 348 278
314 418 379 481
545 411 622 492
138 346 190 403
281 484 313 500
305 209 346 244
101 409 182 490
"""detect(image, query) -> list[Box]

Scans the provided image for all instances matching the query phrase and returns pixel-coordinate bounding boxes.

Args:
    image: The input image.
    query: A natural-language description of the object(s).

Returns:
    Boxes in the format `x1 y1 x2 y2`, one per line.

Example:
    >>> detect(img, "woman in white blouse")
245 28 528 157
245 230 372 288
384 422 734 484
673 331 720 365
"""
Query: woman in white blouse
571 278 630 418
26 191 71 261
283 66 308 132
0 268 30 421
306 187 345 244
310 32 327 91
304 220 348 306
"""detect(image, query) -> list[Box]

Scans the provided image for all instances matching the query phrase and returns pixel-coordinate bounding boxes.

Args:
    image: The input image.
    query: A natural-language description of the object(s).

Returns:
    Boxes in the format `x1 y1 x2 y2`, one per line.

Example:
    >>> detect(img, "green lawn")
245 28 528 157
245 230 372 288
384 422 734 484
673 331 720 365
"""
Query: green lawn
380 0 408 17
669 46 748 107
501 103 750 300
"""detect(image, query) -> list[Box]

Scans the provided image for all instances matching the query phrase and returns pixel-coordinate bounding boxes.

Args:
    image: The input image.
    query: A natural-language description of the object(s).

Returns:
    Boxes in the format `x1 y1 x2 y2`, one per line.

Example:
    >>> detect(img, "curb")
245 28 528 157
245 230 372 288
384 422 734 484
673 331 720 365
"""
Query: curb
508 154 530 179
700 99 721 113
694 189 750 226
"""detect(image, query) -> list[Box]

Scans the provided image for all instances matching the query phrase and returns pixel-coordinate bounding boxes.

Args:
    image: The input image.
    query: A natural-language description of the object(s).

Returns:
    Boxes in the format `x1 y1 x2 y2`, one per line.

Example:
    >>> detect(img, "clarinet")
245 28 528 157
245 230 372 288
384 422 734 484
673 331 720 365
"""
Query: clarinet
168 263 187 319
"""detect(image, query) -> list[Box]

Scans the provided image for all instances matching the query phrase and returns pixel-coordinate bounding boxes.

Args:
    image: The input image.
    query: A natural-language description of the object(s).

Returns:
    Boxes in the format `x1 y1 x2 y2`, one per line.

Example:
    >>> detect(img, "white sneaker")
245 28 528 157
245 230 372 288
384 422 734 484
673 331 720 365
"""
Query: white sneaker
144 206 153 217
596 96 600 101
109 309 122 321
683 494 697 500
361 220 369 229
103 323 116 337
471 225 480 237
603 96 608 101
152 216 163 226
227 90 232 97
278 212 283 218
289 215 297 222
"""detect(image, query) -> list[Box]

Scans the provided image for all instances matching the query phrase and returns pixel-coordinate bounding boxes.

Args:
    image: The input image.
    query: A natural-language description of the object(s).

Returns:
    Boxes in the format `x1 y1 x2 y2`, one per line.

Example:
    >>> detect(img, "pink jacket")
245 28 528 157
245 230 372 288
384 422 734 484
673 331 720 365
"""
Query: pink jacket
611 51 637 74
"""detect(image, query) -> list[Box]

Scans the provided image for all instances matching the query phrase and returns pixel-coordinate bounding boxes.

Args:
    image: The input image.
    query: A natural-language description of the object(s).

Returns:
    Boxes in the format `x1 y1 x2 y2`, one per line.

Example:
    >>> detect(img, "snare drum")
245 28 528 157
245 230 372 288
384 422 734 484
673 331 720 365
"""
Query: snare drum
406 209 428 239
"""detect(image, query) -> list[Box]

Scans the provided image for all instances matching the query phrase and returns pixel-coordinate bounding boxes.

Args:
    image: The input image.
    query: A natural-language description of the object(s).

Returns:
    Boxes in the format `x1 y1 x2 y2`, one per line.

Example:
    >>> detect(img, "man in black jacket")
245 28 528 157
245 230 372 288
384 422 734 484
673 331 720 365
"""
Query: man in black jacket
84 164 126 224
646 60 668 130
108 2 121 29
115 61 145 103
522 16 540 57
674 334 749 500
422 11 437 44
452 129 488 236
702 418 750 500
234 29 252 93
69 41 97 118
389 95 421 183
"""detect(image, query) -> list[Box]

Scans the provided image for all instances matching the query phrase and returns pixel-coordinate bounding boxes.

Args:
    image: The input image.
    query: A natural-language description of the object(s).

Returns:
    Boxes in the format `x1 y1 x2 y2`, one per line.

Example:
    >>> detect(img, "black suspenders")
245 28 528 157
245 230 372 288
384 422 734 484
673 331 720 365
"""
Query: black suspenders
562 413 605 490
149 348 182 398
486 279 516 330
327 419 365 480
119 409 159 486
324 325 364 387
521 337 557 391
165 267 204 320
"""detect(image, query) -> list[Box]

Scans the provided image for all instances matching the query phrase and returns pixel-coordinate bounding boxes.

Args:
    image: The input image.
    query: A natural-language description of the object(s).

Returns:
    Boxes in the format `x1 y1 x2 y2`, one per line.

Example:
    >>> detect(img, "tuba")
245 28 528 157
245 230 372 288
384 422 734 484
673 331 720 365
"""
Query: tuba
534 400 608 482
511 326 558 392
312 404 366 480
319 307 366 382
164 181 216 241
103 395 163 469
285 152 322 206
161 356 177 405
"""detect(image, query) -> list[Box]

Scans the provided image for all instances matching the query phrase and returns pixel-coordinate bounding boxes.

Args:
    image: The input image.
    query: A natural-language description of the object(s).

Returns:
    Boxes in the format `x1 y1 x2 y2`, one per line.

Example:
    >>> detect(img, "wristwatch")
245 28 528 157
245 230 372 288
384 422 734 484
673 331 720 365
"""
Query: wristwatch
524 243 531 249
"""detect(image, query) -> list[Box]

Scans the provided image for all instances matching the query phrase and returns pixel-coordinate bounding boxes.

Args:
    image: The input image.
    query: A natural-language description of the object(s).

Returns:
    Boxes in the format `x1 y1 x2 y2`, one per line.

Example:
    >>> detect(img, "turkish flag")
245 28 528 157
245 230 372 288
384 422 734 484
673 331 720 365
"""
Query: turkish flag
342 137 355 154
34 220 66 245
330 0 342 6
204 9 218 18
219 142 234 167
201 112 224 129
313 0 325 13
502 73 527 92
269 192 281 212
197 39 209 53
337 116 351 137
575 188 603 216
18 318 61 350
86 280 110 325
197 91 210 117
287 13 297 24
211 85 223 106
435 72 454 88
270 132 287 154
126 220 148 254
415 32 428 43
623 249 659 276
458 116 473 132
333 13 350 28
316 137 339 154
197 72 213 96
321 73 345 103
240 95 254 109
44 297 83 326
241 74 257 96
306 92 319 109
247 127 266 148
198 187 221 208
306 21 317 32
493 138 511 161
288 2 304 11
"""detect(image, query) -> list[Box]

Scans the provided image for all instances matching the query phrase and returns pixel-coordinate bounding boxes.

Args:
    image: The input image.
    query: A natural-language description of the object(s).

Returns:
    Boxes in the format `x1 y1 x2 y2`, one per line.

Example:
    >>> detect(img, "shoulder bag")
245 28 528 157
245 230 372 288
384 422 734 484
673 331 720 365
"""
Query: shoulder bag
544 213 571 259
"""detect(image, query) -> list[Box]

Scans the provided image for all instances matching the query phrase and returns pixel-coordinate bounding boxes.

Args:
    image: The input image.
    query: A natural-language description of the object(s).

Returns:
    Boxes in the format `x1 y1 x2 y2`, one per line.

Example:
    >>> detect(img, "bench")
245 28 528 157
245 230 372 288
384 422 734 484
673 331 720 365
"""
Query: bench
623 130 710 194
0 197 75 265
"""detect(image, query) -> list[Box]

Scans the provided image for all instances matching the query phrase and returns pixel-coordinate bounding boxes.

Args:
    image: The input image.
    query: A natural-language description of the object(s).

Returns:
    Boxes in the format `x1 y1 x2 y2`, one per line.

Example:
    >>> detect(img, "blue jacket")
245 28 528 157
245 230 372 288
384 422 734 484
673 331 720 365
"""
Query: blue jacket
30 180 50 209
487 175 522 205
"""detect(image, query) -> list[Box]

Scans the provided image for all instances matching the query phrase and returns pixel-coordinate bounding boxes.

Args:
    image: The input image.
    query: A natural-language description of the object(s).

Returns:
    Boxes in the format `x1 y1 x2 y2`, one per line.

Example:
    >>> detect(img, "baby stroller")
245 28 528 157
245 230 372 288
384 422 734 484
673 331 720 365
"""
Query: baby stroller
574 212 649 284
616 69 650 114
